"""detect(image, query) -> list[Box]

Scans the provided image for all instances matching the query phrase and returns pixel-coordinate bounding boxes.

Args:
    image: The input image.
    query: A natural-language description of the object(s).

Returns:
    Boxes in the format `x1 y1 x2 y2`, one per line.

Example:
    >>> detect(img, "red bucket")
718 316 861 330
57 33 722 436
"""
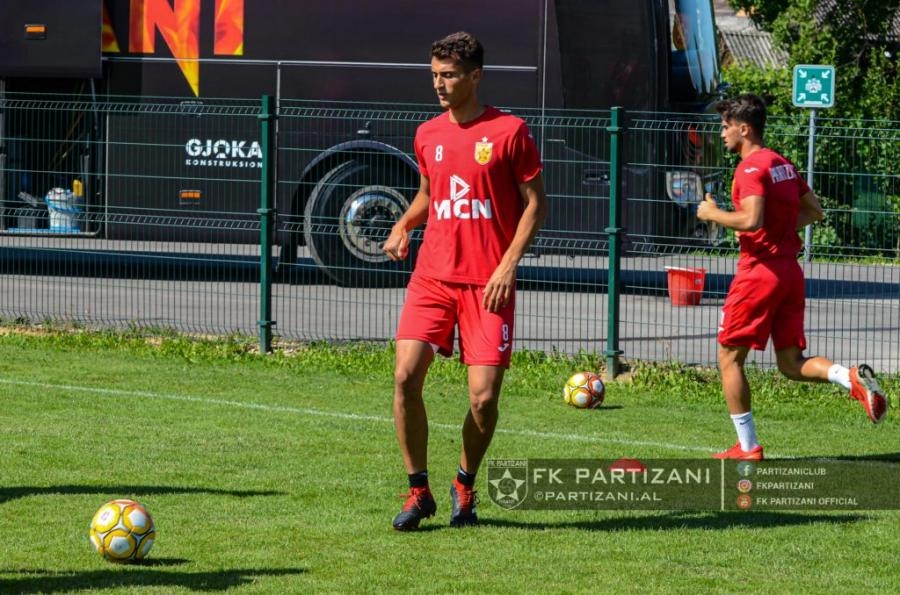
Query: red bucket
665 266 706 306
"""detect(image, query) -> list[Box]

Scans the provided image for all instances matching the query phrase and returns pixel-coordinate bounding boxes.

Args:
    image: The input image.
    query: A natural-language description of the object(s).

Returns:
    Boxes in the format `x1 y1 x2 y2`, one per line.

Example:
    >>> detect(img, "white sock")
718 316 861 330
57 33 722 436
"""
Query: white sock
827 364 852 390
731 412 759 451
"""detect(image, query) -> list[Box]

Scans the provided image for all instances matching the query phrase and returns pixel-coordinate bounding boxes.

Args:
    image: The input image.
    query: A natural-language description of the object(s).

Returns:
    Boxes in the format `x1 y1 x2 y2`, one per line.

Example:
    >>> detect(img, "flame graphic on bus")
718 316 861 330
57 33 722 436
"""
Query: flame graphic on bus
102 0 245 96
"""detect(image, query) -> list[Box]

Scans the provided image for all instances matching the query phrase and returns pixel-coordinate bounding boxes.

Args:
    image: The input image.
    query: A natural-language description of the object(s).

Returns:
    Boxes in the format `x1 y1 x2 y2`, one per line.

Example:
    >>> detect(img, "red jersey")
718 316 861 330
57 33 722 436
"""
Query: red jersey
731 148 810 261
413 106 542 284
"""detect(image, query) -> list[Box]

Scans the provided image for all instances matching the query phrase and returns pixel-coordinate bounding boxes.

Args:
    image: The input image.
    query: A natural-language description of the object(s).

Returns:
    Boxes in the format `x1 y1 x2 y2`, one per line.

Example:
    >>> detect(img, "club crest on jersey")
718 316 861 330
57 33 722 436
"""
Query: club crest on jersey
475 137 493 165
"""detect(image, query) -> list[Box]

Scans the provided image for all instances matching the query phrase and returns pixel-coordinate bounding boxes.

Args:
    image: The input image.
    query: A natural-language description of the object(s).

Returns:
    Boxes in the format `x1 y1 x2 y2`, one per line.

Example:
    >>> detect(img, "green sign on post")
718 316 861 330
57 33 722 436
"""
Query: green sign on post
792 65 835 108
791 65 836 263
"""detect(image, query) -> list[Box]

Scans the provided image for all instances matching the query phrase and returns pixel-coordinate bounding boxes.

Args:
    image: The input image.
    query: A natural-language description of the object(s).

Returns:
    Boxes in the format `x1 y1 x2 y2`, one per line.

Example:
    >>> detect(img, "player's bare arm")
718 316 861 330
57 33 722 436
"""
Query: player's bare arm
384 175 431 261
696 192 764 232
796 190 825 229
482 174 548 312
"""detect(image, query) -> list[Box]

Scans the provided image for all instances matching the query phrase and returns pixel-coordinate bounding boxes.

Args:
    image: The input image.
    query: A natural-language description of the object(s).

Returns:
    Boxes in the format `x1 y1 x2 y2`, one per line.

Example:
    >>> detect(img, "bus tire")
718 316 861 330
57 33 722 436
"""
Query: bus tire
303 158 417 287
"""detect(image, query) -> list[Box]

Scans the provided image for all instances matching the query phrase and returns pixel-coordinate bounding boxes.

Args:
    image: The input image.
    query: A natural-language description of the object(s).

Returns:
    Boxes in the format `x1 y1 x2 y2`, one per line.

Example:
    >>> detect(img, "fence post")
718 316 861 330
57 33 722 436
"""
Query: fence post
257 95 276 353
604 107 624 378
803 108 817 262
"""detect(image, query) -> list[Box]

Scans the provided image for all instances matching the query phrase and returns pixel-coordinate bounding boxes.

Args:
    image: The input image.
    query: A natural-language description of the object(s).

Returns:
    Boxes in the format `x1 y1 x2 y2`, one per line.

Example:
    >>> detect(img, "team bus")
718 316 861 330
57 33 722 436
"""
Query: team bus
0 0 721 285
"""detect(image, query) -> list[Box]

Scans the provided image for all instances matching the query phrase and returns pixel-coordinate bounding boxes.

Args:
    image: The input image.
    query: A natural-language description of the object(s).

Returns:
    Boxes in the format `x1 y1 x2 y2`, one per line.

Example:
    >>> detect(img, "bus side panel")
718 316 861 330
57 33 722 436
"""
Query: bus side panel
104 60 277 99
0 0 102 78
104 0 544 102
237 0 542 67
104 64 270 242
277 65 539 106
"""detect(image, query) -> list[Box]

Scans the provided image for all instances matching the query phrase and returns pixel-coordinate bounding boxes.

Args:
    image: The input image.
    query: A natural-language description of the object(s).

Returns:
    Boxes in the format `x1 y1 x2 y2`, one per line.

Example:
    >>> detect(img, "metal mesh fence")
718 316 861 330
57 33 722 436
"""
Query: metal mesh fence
1 95 897 372
618 110 899 370
1 96 261 335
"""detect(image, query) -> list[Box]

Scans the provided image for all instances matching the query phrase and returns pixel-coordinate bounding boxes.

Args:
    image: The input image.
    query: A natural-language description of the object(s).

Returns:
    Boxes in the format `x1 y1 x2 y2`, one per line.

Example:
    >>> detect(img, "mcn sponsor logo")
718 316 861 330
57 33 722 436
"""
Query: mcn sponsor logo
434 175 493 220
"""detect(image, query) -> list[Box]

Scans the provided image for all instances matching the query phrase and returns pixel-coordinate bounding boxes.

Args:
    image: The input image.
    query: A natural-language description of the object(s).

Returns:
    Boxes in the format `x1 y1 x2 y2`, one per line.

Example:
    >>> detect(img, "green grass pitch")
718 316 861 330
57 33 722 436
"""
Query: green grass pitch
1 329 897 593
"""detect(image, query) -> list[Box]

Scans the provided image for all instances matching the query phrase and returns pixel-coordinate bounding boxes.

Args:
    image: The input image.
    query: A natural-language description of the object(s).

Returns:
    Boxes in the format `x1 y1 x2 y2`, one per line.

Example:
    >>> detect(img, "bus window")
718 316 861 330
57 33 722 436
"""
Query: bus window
670 0 719 105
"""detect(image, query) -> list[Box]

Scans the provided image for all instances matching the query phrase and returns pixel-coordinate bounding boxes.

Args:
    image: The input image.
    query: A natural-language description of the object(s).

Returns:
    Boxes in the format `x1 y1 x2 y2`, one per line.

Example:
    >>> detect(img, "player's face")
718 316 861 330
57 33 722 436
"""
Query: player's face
720 118 745 154
431 57 481 110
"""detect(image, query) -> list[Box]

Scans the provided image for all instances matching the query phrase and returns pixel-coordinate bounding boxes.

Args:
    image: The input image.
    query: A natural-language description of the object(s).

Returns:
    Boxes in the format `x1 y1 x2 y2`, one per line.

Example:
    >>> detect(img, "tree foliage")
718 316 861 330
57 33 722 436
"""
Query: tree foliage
720 0 900 256
726 0 900 119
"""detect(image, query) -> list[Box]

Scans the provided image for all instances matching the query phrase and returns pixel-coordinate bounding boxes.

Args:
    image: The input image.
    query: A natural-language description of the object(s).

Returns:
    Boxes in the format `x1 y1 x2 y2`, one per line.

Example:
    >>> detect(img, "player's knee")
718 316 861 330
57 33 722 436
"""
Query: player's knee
393 366 423 395
717 347 745 371
469 393 499 419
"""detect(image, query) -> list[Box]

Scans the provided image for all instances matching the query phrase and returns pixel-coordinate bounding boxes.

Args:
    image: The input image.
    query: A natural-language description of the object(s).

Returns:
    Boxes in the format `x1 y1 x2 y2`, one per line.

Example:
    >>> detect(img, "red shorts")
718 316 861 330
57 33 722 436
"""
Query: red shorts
396 275 515 367
718 257 807 351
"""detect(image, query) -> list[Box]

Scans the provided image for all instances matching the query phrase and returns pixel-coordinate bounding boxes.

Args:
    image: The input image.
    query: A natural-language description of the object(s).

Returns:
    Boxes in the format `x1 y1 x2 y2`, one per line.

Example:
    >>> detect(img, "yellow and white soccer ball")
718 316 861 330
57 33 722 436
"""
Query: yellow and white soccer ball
89 499 156 562
564 371 606 409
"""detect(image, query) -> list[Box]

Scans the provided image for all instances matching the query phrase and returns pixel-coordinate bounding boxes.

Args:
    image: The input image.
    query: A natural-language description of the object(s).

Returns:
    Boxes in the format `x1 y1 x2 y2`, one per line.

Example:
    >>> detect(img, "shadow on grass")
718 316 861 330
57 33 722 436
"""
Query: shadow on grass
477 510 870 532
0 485 282 505
594 404 624 411
0 566 306 593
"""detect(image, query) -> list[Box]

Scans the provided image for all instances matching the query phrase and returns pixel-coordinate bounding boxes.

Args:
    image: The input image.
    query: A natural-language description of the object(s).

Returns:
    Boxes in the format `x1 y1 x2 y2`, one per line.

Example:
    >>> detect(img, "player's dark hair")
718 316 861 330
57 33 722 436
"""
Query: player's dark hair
431 31 484 72
715 93 767 136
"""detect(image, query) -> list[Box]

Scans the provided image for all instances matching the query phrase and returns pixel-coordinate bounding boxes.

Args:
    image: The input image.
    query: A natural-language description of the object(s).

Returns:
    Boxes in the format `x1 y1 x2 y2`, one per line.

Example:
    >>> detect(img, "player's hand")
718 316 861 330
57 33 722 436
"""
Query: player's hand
696 193 718 221
483 265 516 313
382 224 408 261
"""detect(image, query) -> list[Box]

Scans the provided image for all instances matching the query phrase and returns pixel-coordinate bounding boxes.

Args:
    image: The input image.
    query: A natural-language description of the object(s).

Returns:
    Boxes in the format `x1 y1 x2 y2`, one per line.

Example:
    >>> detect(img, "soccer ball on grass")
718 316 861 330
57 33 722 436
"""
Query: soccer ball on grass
89 499 156 562
564 371 605 409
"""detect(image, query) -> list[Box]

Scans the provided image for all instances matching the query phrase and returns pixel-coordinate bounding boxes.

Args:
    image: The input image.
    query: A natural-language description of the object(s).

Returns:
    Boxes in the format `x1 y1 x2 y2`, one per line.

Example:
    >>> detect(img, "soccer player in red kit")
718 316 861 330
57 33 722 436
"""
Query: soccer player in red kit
383 32 547 529
697 94 888 460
